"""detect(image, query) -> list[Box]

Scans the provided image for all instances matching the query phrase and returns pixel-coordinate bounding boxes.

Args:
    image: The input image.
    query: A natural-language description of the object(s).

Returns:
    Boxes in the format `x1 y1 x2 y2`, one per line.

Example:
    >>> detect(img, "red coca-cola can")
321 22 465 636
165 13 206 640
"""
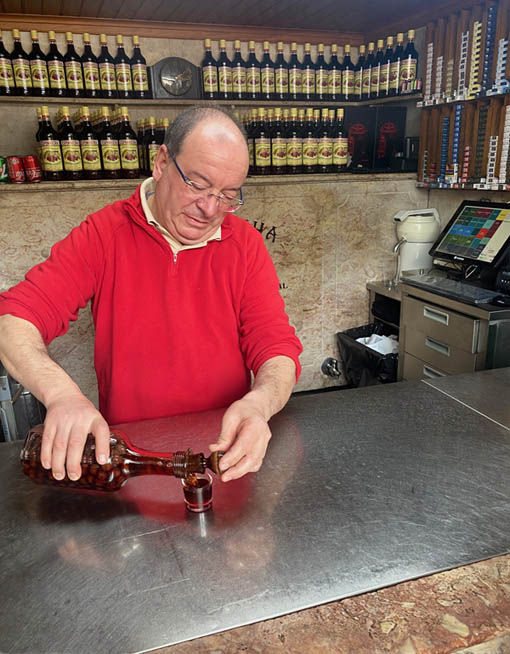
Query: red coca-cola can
6 156 25 183
22 155 42 183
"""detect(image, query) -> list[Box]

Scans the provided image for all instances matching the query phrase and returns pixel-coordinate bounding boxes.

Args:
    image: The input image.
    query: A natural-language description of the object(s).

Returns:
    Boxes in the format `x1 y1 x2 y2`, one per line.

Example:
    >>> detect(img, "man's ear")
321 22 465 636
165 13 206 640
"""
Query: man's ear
152 144 170 182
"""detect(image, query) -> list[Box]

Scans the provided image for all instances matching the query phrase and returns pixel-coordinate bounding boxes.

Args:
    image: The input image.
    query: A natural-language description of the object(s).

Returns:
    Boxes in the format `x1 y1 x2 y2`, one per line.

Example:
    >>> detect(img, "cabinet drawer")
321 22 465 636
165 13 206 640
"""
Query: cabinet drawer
402 295 481 353
402 352 449 381
405 328 477 375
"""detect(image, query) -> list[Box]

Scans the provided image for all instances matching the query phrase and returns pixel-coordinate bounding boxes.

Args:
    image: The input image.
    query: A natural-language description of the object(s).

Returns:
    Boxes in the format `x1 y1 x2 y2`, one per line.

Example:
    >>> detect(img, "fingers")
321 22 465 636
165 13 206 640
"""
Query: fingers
219 421 271 482
208 407 239 453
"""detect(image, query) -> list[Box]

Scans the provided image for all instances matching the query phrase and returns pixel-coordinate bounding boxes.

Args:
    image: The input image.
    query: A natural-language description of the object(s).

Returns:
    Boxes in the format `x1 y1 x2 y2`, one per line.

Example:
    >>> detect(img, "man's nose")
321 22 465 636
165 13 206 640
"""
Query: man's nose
196 193 220 217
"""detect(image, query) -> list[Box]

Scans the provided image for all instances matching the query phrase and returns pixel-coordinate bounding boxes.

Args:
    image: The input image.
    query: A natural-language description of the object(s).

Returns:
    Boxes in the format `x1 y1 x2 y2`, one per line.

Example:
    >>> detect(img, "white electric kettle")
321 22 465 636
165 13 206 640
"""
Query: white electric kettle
393 208 441 280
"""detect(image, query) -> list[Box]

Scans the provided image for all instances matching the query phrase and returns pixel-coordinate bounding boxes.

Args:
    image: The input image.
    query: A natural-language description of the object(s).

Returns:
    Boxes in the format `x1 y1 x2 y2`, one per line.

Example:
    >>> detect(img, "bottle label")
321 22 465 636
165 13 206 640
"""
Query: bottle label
30 59 48 88
80 139 101 170
328 69 341 94
40 139 63 171
13 58 32 88
271 137 287 167
101 139 121 169
246 68 261 93
131 62 148 91
275 68 288 93
202 64 218 92
232 66 246 93
48 60 66 88
318 138 333 165
332 137 348 165
370 65 380 93
65 60 83 89
261 68 275 93
83 61 100 90
390 60 401 91
218 66 232 93
115 62 132 91
61 139 83 171
289 68 302 94
400 58 417 84
119 138 139 169
342 69 354 96
303 138 318 165
148 143 159 171
286 138 303 165
379 63 391 93
255 137 271 166
248 139 254 166
0 56 14 87
362 68 371 94
354 69 363 96
316 69 328 94
302 68 315 94
99 61 116 90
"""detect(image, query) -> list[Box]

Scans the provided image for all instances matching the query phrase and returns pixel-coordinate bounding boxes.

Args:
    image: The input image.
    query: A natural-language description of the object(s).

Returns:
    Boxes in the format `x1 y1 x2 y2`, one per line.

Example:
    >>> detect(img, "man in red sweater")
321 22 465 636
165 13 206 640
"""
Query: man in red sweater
0 106 302 484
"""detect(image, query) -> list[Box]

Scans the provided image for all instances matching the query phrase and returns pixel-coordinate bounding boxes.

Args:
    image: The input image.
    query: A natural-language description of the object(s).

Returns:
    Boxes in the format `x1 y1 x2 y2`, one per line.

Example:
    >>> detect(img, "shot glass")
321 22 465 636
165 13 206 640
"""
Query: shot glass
181 473 213 513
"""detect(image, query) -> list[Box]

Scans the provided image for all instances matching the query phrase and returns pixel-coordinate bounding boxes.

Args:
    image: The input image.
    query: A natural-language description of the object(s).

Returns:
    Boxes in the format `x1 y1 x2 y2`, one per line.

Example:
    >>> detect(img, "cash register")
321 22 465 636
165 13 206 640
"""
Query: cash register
401 200 510 306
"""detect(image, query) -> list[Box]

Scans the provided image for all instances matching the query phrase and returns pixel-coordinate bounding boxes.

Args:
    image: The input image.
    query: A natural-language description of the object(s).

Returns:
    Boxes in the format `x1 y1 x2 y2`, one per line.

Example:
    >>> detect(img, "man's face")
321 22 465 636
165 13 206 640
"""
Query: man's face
151 121 248 245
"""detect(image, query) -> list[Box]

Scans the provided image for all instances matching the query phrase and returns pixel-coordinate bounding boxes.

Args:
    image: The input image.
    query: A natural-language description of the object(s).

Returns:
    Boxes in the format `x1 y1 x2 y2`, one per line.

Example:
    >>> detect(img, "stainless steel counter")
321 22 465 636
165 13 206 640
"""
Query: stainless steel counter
1 372 509 654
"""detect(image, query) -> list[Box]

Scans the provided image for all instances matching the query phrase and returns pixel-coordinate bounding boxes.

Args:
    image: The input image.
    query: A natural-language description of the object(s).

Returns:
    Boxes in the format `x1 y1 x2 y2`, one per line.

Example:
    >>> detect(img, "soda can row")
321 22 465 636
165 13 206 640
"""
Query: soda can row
0 155 42 184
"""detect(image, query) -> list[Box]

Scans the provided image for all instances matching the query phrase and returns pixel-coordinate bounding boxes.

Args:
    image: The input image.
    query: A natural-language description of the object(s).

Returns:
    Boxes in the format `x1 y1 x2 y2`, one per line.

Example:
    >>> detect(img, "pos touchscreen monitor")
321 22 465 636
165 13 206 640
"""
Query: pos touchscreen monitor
429 200 510 269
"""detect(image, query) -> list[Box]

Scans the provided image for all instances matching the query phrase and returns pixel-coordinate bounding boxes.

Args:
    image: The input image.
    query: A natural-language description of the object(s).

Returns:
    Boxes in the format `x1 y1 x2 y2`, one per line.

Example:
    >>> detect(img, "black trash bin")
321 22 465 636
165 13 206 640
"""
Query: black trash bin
336 323 398 387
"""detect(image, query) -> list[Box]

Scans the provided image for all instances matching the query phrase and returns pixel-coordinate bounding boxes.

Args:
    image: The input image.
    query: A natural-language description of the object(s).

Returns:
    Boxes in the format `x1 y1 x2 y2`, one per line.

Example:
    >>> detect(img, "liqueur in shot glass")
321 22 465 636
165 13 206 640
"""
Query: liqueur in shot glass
182 472 213 513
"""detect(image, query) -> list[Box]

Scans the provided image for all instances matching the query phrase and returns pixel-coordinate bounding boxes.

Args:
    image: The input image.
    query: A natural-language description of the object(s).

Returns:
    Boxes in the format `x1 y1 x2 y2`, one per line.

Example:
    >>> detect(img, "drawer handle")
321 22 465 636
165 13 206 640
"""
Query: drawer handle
425 336 451 357
423 364 446 378
423 306 449 325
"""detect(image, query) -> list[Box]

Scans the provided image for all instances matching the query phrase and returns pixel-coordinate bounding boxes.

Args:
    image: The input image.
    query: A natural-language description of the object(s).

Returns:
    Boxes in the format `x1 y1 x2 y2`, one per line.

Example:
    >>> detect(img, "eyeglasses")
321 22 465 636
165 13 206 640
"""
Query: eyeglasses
171 156 244 212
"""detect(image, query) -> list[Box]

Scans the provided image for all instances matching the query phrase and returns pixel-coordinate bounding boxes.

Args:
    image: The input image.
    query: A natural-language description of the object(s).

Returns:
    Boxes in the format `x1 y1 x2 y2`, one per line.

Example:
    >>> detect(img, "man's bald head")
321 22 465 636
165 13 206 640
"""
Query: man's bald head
164 105 247 159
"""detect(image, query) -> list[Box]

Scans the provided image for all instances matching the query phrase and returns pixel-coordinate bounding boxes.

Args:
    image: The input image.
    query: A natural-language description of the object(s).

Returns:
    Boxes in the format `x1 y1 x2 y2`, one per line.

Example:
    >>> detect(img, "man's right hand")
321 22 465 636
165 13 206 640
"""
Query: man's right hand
41 393 111 481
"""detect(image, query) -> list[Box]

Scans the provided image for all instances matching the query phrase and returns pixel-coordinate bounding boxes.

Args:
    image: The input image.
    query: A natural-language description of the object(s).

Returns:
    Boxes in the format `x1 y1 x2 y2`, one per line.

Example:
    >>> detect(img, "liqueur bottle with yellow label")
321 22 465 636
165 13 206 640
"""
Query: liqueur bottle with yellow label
370 39 384 99
254 107 271 175
328 44 341 102
28 30 49 97
59 105 83 180
379 36 394 97
82 33 101 98
354 45 366 101
99 106 121 179
288 42 302 101
47 31 67 97
341 44 355 102
286 107 303 174
0 29 15 95
118 107 139 179
389 33 404 96
302 43 316 101
98 34 117 98
64 32 84 97
114 35 133 99
11 29 32 96
38 105 64 181
80 106 102 180
261 41 275 101
217 39 232 100
131 35 150 99
302 107 319 174
246 41 261 101
315 43 329 101
332 108 348 172
270 106 287 175
201 38 218 100
231 39 246 100
400 29 418 93
362 42 374 100
144 115 159 176
318 108 333 173
274 42 288 101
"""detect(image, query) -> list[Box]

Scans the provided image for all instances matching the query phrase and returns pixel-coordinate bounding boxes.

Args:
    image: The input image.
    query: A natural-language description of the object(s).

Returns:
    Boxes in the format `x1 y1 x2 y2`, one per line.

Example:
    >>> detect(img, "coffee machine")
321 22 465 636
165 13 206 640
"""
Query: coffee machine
393 209 441 281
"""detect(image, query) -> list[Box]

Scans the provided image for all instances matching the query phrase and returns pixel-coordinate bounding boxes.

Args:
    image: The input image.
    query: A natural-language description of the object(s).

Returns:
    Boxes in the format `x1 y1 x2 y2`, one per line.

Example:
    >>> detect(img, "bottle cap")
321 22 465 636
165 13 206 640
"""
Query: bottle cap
102 106 110 115
305 42 311 51
48 30 56 40
368 42 375 49
100 33 107 43
337 108 344 118
84 33 90 42
328 109 335 119
318 43 324 51
360 44 366 53
133 35 140 45
377 39 384 48
344 44 351 53
257 107 265 117
387 36 394 45
220 39 226 48
249 40 255 49
408 29 415 39
12 29 20 38
321 108 328 117
204 38 211 47
291 42 297 50
66 32 73 41
397 32 404 41
263 41 269 49
234 39 241 48
62 105 69 114
41 105 49 113
306 107 313 116
277 41 283 49
31 30 38 40
116 34 123 45
290 107 297 116
331 43 337 52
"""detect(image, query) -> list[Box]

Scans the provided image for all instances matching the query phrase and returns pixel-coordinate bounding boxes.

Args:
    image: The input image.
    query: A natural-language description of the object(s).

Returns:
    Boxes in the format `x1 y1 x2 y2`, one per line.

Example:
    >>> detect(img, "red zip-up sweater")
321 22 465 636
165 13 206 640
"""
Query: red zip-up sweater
0 186 302 426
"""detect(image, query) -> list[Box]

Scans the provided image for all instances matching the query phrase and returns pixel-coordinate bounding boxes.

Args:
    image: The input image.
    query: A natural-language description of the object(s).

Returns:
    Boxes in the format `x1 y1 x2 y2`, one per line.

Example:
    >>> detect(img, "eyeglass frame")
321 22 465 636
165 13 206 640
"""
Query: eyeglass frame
171 155 244 212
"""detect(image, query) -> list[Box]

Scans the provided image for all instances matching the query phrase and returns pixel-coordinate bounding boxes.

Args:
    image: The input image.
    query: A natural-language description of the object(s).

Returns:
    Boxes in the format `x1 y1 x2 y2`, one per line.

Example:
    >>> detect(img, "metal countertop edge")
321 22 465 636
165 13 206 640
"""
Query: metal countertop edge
421 379 510 432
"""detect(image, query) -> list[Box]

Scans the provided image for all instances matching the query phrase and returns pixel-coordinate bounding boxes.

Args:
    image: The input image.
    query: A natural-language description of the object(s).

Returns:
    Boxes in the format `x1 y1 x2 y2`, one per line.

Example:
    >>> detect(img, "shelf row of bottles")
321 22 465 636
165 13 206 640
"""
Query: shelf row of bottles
0 29 150 99
30 104 168 181
201 33 420 102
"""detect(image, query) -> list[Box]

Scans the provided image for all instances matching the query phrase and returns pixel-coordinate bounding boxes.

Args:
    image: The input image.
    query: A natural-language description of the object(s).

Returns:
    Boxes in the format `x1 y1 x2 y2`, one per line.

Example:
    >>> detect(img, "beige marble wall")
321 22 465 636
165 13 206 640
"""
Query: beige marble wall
0 175 426 405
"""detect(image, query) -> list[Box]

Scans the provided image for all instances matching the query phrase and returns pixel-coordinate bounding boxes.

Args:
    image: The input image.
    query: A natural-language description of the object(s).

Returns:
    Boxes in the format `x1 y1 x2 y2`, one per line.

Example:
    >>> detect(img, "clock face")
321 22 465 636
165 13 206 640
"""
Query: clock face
160 59 193 96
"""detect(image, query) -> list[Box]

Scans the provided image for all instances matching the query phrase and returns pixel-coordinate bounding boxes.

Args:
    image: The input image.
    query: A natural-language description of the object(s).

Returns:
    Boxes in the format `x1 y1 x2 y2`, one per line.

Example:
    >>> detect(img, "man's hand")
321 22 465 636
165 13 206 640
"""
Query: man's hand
41 392 111 481
209 355 297 482
209 397 272 482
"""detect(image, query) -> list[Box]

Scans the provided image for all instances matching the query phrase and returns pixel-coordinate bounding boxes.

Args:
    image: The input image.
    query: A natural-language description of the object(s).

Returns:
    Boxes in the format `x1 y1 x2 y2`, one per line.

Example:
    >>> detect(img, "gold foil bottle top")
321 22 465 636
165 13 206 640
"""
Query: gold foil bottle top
321 108 328 118
101 105 110 116
387 36 394 46
83 33 91 43
48 30 56 41
163 118 169 128
368 42 375 50
219 39 226 48
305 42 311 52
36 106 42 118
257 107 265 117
344 44 351 53
66 32 73 41
263 41 270 50
116 34 123 45
331 43 338 53
397 32 404 42
291 42 297 51
31 30 38 40
100 33 108 44
328 109 335 119
360 44 366 54
408 29 415 39
277 41 284 50
318 43 324 53
133 35 140 45
248 40 255 49
204 38 211 47
234 39 241 48
12 29 20 39
290 107 298 117
377 39 384 48
305 107 313 117
337 108 344 118
83 106 90 117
